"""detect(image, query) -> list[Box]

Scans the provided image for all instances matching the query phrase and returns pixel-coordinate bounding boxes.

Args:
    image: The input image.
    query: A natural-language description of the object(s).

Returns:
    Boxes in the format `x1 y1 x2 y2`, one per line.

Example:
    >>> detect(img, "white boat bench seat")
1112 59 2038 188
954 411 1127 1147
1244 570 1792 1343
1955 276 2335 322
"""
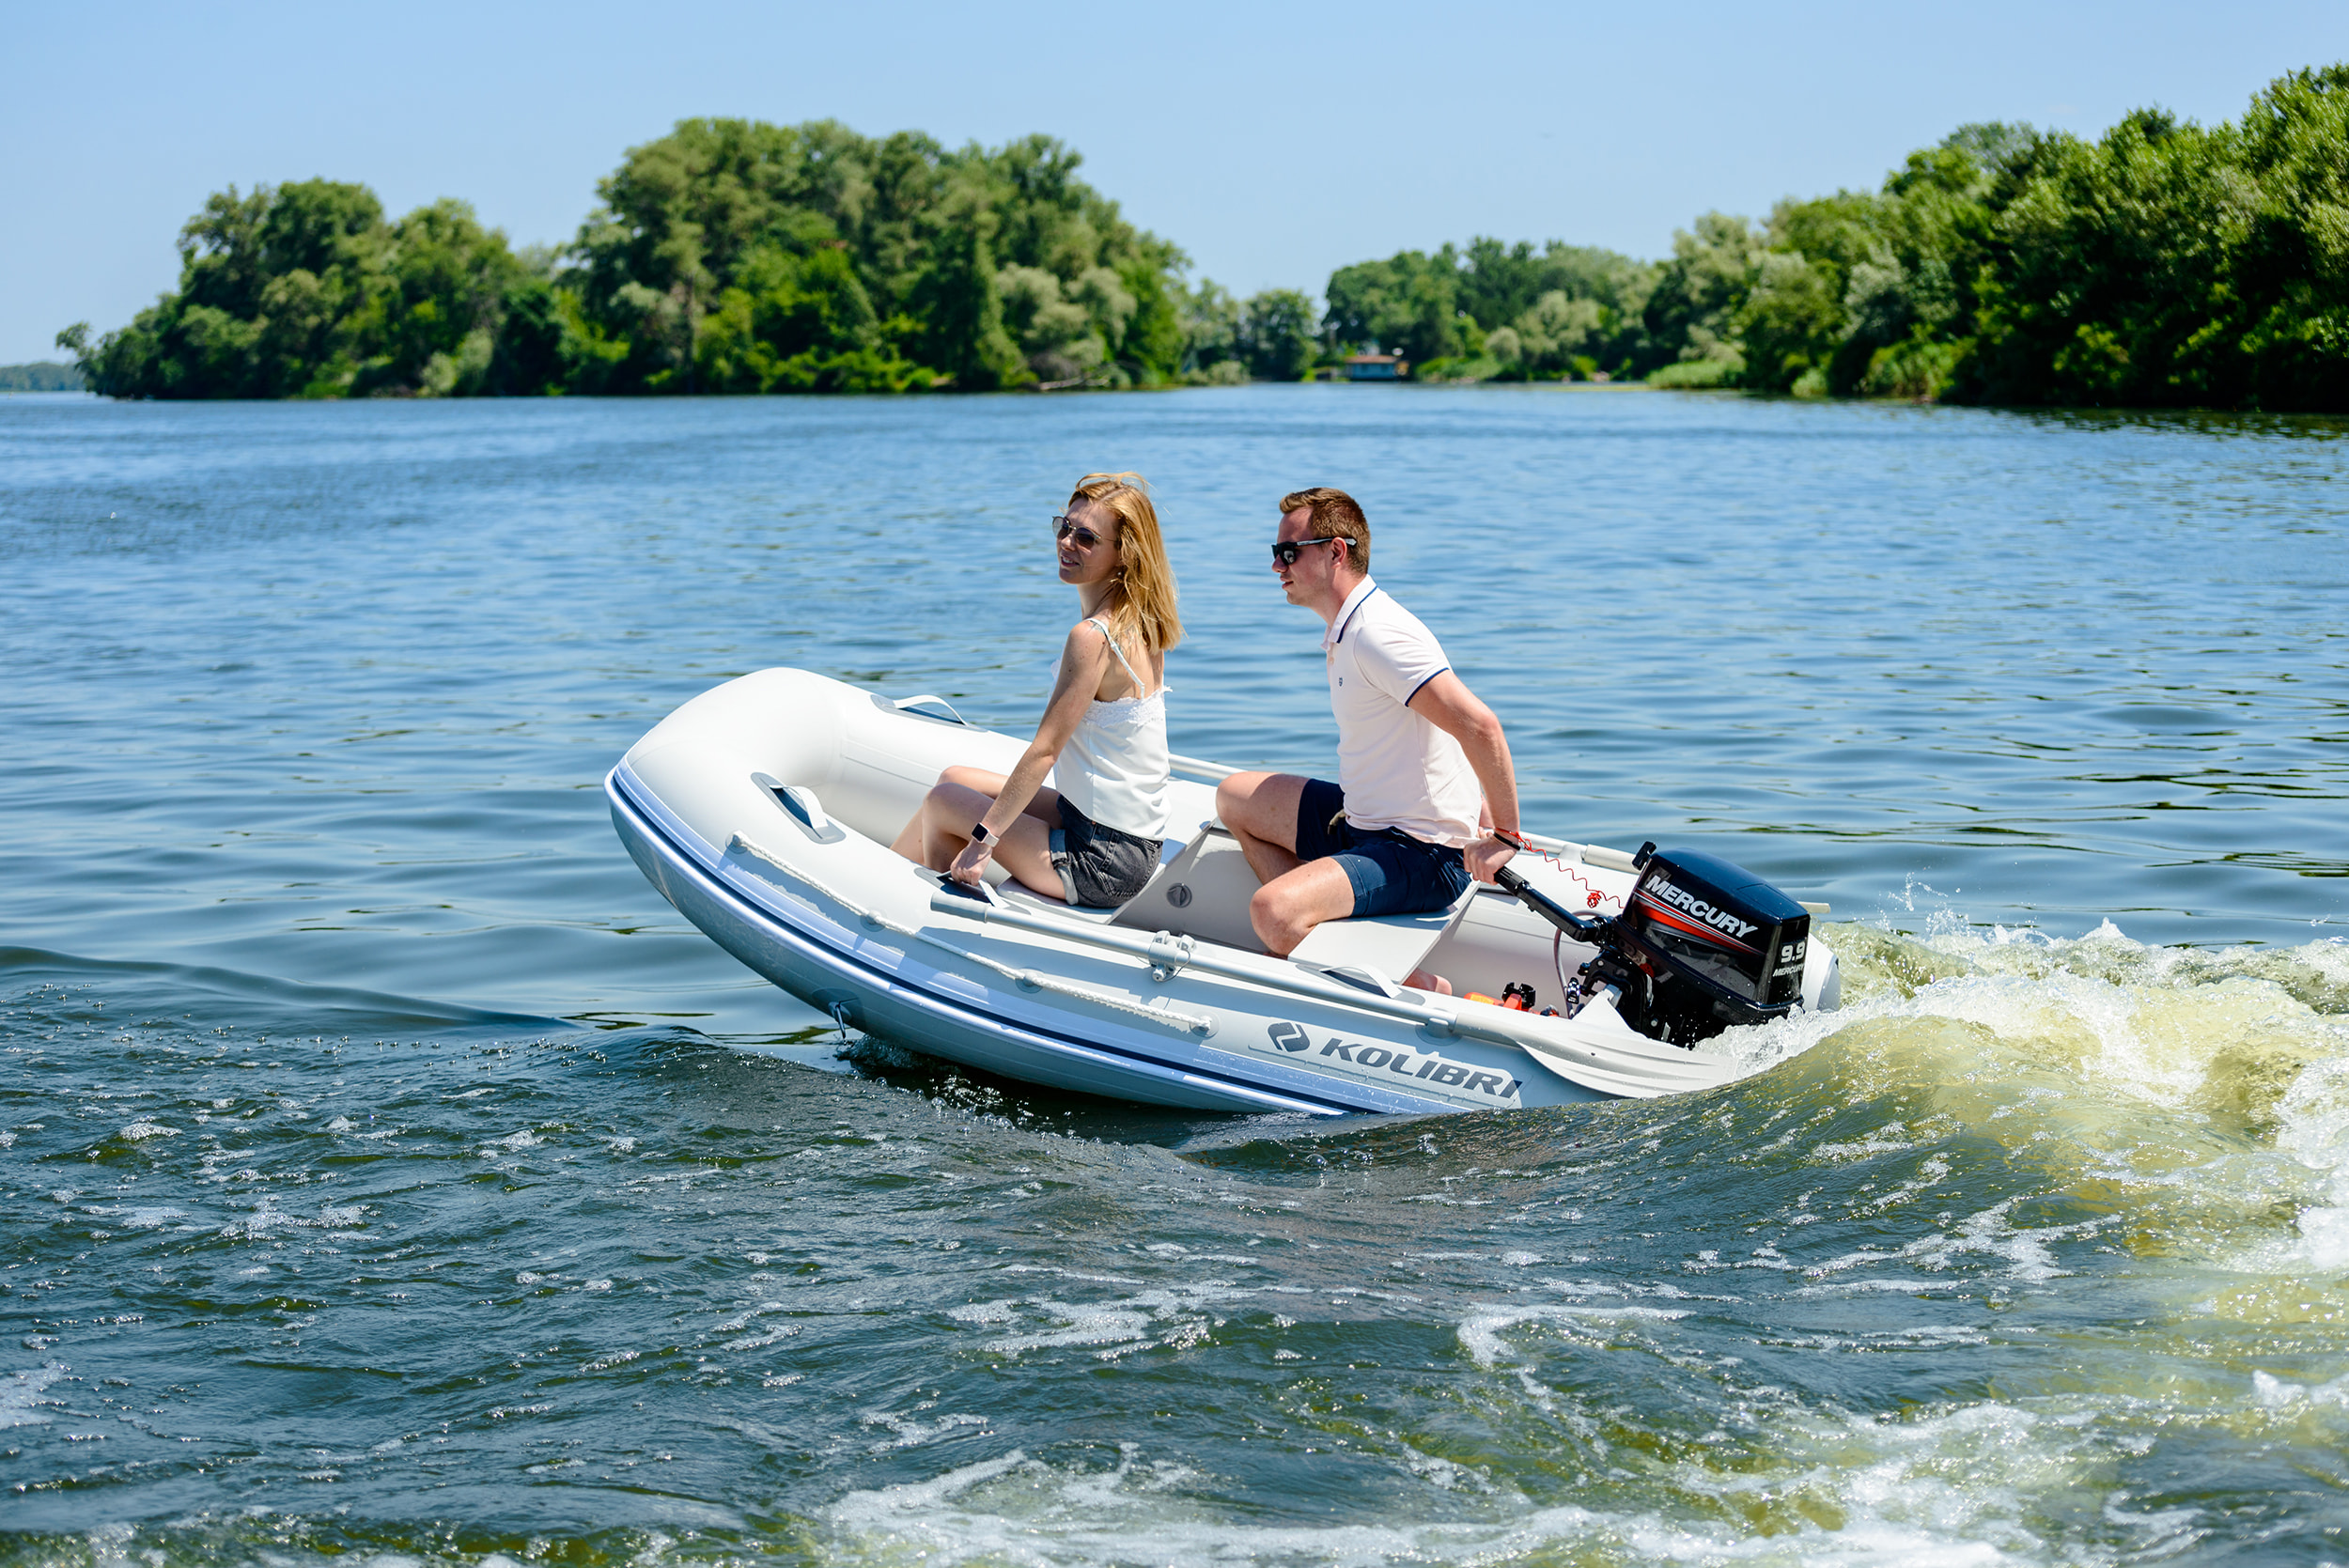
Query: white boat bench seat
1108 819 1475 981
993 878 1121 924
986 829 1190 923
1286 901 1460 982
1111 821 1273 951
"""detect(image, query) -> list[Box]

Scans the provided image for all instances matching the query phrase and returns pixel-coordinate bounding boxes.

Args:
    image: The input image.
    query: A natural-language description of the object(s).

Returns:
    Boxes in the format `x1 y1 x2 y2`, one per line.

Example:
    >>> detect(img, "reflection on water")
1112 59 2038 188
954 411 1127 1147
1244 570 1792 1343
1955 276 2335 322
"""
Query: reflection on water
1 387 2345 1564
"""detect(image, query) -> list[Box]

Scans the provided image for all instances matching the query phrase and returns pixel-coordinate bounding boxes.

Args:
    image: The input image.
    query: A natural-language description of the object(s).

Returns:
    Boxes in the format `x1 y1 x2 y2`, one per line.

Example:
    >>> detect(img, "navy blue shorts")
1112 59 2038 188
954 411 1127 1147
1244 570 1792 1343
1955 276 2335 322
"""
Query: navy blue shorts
1293 777 1470 919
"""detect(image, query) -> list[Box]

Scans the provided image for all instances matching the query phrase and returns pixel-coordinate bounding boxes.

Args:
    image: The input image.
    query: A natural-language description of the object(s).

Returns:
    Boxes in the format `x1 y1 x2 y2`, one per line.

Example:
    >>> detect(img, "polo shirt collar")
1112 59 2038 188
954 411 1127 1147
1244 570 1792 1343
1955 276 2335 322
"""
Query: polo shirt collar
1322 578 1379 652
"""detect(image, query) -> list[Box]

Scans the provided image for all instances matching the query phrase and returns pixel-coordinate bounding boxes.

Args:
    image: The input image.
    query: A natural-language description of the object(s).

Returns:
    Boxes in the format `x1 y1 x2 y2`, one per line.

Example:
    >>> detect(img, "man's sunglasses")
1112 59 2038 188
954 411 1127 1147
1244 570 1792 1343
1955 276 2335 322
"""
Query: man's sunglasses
1053 515 1112 550
1271 536 1346 567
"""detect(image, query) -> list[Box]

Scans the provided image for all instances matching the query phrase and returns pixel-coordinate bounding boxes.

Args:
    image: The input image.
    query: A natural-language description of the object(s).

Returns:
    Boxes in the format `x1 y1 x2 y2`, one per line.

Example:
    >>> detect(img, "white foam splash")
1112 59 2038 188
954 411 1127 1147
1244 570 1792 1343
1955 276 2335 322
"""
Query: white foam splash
219 1201 366 1239
0 1364 68 1428
816 1434 2095 1567
948 1300 1018 1325
1456 1302 1691 1369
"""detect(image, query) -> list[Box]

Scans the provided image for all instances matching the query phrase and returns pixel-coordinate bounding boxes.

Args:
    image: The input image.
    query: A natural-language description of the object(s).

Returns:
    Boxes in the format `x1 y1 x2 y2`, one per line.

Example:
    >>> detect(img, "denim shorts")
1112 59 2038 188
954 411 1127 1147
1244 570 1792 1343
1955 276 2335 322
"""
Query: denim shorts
1048 797 1163 908
1293 777 1471 919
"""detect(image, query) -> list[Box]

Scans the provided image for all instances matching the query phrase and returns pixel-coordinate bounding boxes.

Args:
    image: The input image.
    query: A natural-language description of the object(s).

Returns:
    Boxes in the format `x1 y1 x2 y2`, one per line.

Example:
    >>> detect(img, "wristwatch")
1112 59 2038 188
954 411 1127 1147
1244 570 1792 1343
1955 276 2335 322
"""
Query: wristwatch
969 821 993 845
1490 828 1528 852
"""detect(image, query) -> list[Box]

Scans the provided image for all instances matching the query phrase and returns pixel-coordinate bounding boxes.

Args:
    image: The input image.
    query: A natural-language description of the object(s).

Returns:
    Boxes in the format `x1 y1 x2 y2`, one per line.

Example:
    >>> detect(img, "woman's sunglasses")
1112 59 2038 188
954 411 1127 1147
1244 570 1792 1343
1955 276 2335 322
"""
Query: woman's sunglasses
1271 536 1345 567
1053 515 1112 551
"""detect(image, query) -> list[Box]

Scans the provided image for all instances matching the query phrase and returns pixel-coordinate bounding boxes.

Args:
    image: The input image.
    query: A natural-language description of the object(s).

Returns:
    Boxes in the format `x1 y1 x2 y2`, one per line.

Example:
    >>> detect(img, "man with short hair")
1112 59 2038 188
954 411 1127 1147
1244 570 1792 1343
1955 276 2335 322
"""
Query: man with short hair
1216 487 1525 977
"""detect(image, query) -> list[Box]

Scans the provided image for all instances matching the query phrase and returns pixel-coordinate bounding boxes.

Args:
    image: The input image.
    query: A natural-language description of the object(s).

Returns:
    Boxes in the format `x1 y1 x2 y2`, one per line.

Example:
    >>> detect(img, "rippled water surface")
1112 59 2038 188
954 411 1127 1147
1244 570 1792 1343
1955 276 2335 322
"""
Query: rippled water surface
4 387 2346 1565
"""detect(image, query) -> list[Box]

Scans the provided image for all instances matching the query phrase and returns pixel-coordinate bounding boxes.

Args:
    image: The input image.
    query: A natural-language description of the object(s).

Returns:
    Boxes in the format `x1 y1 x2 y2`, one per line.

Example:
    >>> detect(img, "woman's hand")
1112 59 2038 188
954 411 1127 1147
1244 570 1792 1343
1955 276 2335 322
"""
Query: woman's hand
948 837 993 888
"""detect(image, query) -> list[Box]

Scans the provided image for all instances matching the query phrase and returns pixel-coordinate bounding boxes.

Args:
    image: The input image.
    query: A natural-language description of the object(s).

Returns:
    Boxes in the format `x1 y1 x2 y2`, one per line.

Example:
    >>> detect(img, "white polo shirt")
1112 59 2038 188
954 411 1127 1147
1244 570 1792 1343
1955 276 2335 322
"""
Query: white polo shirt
1322 578 1483 846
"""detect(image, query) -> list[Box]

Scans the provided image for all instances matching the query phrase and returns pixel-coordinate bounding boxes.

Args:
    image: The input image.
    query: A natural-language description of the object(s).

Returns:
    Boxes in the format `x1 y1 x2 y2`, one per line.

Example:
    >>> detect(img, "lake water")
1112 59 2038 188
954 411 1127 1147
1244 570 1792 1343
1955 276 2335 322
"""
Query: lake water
3 385 2345 1565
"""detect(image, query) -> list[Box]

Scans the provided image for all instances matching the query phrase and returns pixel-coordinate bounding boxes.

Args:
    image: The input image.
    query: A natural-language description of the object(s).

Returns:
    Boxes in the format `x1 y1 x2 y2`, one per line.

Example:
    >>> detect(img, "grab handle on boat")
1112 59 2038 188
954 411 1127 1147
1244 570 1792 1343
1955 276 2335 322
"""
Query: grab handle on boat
894 694 971 725
752 773 847 844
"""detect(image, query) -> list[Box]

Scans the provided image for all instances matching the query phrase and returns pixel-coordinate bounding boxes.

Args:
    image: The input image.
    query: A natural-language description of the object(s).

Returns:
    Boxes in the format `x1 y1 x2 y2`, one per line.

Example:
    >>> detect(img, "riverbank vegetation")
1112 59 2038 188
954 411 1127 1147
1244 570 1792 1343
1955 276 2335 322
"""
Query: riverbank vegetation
0 362 83 391
58 121 1225 398
59 66 2349 411
1343 65 2349 411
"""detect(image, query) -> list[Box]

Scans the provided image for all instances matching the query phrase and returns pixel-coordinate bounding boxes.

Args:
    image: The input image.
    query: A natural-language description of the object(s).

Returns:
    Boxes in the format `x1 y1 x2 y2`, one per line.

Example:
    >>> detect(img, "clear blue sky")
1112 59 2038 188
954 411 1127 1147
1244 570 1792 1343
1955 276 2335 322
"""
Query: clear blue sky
8 0 2344 365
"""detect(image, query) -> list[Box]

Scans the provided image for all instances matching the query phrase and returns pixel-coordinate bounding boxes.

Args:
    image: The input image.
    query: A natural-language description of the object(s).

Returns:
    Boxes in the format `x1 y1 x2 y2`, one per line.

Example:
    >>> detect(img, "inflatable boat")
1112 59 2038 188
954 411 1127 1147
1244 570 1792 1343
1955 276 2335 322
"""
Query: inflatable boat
606 669 1841 1116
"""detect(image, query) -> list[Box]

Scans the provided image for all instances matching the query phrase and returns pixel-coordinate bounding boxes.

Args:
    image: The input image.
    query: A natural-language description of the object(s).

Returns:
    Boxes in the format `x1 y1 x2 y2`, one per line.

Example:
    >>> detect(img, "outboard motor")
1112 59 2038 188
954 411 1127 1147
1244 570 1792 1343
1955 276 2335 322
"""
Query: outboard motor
1495 844 1812 1047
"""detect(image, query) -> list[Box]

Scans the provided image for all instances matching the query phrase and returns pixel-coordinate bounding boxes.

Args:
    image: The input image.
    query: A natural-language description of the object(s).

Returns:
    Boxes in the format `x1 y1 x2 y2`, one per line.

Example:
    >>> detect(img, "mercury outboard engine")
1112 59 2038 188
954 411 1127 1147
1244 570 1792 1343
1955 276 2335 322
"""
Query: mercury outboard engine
1495 844 1812 1047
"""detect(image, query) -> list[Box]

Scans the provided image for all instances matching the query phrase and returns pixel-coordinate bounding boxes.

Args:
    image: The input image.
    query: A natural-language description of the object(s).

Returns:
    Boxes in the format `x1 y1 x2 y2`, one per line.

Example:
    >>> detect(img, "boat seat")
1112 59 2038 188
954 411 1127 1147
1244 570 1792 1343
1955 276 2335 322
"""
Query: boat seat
993 877 1120 924
1110 821 1477 981
1110 822 1271 952
991 832 1189 924
1287 900 1463 983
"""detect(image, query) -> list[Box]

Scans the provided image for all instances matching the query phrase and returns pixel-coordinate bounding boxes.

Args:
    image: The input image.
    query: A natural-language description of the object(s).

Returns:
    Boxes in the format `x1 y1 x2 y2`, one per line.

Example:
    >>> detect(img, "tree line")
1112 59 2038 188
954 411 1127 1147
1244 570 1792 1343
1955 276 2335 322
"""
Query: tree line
0 363 84 392
59 121 1202 398
1311 64 2349 411
59 66 2349 411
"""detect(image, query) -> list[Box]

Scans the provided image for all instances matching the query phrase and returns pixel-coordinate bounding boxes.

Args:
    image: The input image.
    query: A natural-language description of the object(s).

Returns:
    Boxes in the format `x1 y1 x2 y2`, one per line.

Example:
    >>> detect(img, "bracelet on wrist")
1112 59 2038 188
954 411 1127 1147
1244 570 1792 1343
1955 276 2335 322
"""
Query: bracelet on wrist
1490 828 1528 852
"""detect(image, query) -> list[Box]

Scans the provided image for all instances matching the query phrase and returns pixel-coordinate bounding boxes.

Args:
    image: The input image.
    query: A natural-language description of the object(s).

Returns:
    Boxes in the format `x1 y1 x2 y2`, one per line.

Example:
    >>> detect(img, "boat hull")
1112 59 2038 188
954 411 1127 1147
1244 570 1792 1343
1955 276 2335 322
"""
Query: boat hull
607 669 1835 1115
611 772 1357 1113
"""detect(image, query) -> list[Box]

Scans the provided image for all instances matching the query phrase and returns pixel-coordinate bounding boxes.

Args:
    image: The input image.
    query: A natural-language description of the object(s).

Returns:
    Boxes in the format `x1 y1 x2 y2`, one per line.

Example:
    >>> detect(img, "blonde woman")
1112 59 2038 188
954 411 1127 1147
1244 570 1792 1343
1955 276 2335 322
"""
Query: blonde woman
893 473 1181 906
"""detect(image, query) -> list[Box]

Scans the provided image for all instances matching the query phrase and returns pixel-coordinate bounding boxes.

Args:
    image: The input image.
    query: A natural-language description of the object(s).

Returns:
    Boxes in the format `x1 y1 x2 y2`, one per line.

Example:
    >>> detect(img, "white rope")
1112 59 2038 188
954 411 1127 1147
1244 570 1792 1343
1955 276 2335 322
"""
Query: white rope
724 834 1215 1036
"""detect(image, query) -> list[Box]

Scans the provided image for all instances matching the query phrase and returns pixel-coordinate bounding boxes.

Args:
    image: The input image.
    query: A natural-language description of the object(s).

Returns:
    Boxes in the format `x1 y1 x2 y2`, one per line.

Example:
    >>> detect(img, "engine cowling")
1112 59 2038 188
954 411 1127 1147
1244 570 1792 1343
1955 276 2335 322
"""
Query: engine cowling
1590 846 1812 1046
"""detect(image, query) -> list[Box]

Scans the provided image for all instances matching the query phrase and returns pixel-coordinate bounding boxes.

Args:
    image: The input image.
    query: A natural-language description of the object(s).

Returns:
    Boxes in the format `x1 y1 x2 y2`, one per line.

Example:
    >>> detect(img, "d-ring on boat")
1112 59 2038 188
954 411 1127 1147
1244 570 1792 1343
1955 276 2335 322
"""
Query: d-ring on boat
606 669 1842 1116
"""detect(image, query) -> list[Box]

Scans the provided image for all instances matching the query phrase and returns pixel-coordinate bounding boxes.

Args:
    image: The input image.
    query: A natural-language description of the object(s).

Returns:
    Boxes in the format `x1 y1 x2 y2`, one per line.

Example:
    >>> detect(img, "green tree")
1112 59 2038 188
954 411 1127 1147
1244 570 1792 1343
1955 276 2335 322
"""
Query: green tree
1176 280 1243 380
695 242 921 392
61 179 535 399
1511 290 1607 377
1324 248 1465 365
1238 288 1317 380
906 188 1025 388
1456 238 1659 375
1642 212 1760 379
568 117 1189 391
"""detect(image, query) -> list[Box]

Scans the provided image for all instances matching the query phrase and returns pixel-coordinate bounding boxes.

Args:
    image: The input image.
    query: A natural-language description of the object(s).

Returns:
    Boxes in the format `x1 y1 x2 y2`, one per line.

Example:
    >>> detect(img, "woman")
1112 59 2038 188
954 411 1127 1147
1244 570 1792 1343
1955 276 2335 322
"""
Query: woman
891 473 1181 906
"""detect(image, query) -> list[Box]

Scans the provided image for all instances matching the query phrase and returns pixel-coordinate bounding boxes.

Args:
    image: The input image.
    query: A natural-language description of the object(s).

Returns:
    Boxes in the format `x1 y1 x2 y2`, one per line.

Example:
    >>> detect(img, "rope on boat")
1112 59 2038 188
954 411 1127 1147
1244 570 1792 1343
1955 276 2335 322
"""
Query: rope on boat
724 834 1217 1037
1522 846 1623 912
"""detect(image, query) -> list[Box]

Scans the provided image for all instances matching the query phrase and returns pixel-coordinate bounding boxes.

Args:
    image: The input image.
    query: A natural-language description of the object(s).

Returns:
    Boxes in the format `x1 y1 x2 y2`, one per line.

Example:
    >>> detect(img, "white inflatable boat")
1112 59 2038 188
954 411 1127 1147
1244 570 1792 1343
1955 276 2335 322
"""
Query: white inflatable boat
606 669 1841 1116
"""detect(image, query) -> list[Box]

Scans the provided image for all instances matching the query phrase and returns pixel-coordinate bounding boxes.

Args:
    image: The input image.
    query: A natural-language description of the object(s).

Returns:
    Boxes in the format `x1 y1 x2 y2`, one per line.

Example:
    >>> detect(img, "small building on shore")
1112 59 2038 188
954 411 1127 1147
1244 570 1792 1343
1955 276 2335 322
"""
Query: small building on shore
1344 352 1407 380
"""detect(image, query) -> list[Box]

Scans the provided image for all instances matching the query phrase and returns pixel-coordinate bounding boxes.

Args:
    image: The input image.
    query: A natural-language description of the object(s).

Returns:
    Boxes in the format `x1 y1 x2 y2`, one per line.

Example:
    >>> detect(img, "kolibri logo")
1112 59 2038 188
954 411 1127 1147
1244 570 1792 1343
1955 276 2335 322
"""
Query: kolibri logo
1262 1022 1519 1101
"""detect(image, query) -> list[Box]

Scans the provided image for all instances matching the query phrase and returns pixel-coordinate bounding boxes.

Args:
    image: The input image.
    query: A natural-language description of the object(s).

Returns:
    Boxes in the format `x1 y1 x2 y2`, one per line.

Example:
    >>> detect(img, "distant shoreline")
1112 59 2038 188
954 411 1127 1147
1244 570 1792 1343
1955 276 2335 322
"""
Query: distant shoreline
54 69 2345 414
0 361 83 393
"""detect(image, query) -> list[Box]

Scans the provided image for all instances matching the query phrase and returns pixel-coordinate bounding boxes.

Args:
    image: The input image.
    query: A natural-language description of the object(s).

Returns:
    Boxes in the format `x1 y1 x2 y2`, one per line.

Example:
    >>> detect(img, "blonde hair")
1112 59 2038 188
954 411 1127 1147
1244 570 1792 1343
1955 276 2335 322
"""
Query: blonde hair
1069 471 1183 653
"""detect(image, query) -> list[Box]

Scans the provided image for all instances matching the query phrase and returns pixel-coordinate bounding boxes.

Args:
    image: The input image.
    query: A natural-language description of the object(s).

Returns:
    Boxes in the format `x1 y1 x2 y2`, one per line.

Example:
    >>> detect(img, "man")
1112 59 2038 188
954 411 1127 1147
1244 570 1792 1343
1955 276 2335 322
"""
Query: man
1216 487 1526 976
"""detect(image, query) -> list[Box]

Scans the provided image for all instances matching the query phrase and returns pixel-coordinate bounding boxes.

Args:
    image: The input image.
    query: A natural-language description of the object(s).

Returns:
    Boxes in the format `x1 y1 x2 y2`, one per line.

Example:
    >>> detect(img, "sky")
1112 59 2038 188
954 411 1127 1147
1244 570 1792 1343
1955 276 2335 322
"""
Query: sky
8 0 2346 365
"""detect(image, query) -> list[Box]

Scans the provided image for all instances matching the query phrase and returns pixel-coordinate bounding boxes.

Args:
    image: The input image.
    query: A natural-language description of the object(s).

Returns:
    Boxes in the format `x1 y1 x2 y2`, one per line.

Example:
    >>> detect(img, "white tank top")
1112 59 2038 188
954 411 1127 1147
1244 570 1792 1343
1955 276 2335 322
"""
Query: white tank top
1053 617 1171 841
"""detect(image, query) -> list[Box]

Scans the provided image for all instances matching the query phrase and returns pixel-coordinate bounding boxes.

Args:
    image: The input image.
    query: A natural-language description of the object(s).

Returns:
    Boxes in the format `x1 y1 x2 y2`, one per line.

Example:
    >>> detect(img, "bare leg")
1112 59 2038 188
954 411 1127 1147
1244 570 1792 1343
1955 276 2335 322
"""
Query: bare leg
888 808 926 861
935 766 1063 829
1215 771 1309 886
899 768 1066 898
898 767 1016 862
1247 858 1358 956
